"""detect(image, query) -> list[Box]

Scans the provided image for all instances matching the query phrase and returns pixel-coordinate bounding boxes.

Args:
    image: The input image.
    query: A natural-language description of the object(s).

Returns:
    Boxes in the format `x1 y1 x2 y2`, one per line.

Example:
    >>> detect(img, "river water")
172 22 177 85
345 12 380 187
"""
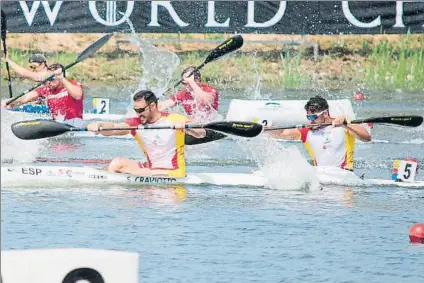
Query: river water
1 84 424 282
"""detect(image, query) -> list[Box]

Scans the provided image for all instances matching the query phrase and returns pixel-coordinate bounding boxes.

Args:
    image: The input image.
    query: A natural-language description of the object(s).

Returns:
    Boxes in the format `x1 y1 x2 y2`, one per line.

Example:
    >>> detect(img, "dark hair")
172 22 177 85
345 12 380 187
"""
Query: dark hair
29 53 47 64
304 95 329 112
181 66 201 81
47 63 66 77
133 90 158 104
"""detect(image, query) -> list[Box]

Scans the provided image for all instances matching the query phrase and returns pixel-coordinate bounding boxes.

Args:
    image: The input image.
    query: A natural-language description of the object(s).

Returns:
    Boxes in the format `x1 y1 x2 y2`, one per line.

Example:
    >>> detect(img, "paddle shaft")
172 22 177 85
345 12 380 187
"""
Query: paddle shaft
171 63 206 89
2 40 12 98
71 123 222 132
11 118 263 140
163 63 206 95
265 115 423 131
1 10 13 98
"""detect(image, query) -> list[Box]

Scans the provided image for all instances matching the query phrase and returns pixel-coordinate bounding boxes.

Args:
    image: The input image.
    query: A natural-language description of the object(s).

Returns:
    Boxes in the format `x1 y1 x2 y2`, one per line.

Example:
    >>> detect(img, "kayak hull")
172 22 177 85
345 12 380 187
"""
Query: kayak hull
1 165 423 189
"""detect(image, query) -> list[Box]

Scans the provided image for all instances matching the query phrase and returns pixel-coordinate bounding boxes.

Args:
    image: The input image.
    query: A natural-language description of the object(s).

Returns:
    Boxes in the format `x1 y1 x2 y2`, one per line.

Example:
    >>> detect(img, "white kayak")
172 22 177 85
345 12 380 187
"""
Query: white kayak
1 165 423 189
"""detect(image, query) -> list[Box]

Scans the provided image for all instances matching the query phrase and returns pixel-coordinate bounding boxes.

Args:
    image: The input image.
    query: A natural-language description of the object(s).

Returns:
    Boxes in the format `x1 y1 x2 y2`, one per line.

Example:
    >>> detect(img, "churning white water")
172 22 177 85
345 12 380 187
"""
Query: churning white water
1 110 46 163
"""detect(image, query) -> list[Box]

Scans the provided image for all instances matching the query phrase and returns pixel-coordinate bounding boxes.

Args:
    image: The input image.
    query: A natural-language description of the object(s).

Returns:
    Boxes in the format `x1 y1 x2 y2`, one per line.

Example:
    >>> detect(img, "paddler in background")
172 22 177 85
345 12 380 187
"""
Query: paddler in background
267 95 372 171
1 53 51 112
2 53 50 82
158 66 226 145
1 63 84 127
86 90 206 177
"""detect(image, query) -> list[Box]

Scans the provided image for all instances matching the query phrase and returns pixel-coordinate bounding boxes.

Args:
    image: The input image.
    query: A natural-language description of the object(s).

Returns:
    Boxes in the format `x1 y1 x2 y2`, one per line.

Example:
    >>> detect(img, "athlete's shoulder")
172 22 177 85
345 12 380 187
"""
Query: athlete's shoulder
68 79 83 86
165 112 190 122
124 117 141 126
298 128 311 143
36 85 50 95
200 83 218 94
172 90 188 101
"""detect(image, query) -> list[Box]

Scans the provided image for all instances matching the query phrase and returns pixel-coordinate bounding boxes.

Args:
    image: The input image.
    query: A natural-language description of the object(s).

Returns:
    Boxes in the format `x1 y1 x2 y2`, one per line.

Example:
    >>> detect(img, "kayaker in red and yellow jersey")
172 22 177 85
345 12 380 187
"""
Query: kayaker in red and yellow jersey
86 90 206 178
267 95 372 171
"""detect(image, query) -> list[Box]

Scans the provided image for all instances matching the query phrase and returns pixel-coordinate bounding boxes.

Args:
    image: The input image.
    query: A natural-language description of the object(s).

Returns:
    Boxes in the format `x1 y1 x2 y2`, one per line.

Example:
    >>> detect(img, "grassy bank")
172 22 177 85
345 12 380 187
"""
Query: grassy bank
2 34 423 92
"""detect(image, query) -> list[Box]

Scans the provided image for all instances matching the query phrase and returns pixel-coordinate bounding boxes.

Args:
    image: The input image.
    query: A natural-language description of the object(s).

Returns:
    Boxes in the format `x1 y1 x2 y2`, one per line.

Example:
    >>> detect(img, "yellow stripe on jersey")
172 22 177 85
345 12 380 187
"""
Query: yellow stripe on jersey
303 141 317 166
344 130 356 170
165 113 189 177
302 128 356 170
134 134 149 163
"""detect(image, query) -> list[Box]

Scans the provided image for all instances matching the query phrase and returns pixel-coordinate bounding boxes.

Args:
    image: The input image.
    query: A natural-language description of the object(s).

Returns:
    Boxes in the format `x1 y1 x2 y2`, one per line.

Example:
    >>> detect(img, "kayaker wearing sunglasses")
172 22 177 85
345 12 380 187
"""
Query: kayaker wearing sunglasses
267 95 372 171
1 53 50 82
86 90 206 178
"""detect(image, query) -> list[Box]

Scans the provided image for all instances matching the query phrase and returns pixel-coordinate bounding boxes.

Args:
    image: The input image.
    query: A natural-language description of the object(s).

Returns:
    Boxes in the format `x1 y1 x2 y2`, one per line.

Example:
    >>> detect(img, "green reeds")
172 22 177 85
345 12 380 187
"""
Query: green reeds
280 50 309 88
2 35 423 92
365 37 424 91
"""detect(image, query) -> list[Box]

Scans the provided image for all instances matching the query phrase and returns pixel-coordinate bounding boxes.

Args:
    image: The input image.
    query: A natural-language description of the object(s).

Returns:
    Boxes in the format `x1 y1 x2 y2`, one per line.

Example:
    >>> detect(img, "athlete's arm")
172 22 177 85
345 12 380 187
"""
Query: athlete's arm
186 80 215 104
3 57 37 81
87 122 131 136
332 116 372 142
174 120 206 138
51 69 83 100
158 99 177 111
61 78 83 100
1 90 38 108
2 57 52 82
186 128 206 139
345 125 372 142
266 128 301 140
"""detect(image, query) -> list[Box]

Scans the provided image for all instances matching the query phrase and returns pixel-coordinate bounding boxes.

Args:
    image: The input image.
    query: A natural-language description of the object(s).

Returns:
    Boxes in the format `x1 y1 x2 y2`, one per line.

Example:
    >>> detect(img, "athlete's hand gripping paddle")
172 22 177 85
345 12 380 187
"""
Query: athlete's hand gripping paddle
162 35 244 96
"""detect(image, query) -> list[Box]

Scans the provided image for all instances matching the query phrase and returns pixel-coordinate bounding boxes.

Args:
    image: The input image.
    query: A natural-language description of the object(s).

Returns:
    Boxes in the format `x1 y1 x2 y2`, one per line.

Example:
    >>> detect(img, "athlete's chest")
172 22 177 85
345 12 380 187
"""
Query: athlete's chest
142 130 175 146
139 120 176 147
307 128 346 150
44 88 71 104
179 89 215 110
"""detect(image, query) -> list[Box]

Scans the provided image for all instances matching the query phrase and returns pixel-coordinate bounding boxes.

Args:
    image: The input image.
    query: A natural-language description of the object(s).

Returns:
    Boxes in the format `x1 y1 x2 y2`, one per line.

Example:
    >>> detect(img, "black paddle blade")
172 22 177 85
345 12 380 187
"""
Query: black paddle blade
357 116 423 127
76 33 113 63
204 35 244 64
205 121 263 138
1 10 6 41
185 130 227 145
11 119 74 140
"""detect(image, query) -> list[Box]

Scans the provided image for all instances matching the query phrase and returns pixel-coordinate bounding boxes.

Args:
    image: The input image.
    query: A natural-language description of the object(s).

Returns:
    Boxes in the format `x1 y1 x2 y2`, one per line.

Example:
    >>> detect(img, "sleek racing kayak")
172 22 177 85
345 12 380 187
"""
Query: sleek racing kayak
1 165 423 189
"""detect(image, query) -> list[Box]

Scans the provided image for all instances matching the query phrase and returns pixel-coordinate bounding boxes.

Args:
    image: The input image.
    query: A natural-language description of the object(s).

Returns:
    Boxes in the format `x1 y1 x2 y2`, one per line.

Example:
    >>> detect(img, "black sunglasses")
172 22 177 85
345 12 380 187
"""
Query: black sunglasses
134 101 155 113
29 63 42 69
133 92 158 113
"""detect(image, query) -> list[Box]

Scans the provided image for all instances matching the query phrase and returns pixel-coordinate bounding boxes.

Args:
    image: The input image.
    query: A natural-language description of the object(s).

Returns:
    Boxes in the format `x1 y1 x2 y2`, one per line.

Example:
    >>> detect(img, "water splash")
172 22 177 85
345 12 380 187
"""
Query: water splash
232 55 321 191
252 52 262 100
118 13 319 190
244 51 265 100
1 110 46 164
120 14 181 117
235 135 320 191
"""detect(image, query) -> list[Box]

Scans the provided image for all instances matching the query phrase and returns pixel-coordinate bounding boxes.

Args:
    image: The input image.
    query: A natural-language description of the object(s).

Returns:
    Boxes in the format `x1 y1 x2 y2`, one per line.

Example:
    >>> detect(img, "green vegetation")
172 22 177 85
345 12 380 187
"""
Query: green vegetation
364 37 424 92
2 35 423 92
